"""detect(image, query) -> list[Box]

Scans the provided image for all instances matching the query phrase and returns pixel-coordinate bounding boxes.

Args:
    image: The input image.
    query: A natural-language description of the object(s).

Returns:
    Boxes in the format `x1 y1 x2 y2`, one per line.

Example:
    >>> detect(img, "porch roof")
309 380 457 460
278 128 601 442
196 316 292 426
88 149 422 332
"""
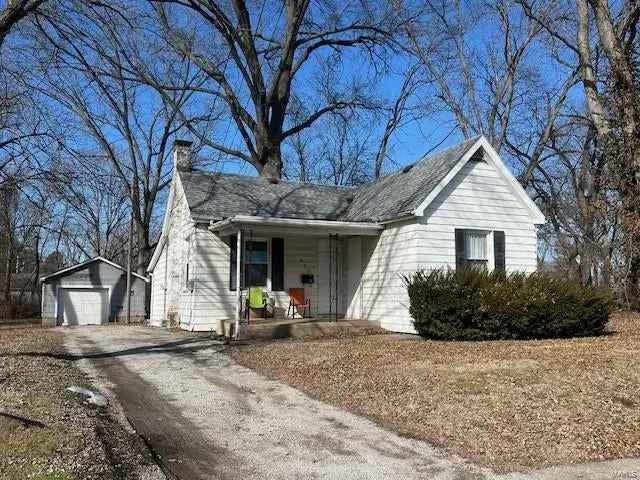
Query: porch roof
209 215 382 237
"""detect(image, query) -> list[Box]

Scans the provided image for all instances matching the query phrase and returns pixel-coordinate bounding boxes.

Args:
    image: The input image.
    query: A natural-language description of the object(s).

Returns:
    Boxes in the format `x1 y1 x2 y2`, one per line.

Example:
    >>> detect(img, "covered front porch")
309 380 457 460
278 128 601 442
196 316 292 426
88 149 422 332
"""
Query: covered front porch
209 215 382 337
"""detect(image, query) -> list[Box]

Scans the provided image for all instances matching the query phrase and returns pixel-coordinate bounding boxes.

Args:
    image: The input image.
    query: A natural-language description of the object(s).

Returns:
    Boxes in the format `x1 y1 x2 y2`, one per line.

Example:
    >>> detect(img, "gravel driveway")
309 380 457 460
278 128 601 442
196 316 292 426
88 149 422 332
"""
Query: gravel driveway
61 326 640 480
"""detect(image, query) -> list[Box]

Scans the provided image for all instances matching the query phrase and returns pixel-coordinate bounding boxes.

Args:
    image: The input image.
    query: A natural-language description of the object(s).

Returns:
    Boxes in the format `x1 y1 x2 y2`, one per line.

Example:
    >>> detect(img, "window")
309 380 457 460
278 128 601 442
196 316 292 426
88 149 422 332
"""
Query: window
230 237 284 291
244 240 268 287
465 231 487 261
455 229 488 271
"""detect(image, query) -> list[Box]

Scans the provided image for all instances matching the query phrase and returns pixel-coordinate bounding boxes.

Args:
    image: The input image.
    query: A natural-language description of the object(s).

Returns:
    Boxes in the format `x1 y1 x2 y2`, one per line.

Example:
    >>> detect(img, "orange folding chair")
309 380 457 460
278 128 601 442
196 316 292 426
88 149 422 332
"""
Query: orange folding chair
287 288 310 318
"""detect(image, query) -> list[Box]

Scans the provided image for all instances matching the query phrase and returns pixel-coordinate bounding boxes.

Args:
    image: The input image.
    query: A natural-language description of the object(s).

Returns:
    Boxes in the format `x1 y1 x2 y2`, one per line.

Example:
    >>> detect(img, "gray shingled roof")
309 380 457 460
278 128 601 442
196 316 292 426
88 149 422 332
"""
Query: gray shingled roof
180 136 481 223
342 136 481 221
180 171 356 221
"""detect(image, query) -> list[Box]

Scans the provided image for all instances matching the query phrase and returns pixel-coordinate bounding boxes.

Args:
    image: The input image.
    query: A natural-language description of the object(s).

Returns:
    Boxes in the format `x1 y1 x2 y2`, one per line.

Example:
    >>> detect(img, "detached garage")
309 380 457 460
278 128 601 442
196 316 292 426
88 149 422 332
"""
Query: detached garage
41 257 148 327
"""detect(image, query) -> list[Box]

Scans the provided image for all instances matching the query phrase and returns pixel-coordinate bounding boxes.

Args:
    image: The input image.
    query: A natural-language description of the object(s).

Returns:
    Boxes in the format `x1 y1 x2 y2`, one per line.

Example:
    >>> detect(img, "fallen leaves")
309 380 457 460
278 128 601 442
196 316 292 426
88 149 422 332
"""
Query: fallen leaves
230 312 640 473
0 328 157 480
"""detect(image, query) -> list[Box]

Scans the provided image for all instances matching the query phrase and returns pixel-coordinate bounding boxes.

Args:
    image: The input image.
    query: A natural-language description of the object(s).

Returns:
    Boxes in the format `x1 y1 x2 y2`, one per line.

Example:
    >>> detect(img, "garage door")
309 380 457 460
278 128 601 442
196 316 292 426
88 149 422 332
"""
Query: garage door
59 288 109 326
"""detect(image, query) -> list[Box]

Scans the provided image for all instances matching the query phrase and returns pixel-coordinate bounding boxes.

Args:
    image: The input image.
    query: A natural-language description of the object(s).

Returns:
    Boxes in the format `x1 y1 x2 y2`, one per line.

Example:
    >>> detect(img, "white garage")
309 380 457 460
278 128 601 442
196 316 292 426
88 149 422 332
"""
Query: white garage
40 257 149 327
58 288 109 326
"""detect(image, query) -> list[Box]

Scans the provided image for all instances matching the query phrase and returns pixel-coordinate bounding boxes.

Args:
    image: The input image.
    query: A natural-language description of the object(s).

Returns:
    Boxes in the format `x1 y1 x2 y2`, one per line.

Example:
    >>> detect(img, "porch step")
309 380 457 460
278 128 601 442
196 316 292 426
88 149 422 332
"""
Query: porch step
245 317 326 325
242 319 384 341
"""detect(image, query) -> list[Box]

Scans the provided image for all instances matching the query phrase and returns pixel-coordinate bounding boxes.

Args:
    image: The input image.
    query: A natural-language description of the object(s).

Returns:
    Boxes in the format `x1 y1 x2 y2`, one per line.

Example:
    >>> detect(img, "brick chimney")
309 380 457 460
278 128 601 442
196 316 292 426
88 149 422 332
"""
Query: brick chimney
173 139 193 172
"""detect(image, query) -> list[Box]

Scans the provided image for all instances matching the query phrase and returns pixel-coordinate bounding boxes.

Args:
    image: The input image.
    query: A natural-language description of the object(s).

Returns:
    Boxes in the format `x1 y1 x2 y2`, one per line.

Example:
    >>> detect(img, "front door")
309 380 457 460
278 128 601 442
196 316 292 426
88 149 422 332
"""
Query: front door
317 238 341 316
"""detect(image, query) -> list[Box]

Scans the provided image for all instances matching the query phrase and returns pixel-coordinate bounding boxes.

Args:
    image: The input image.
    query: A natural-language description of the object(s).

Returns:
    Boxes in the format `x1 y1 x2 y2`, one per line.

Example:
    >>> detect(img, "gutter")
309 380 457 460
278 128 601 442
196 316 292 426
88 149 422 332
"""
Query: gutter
208 215 383 234
378 212 415 225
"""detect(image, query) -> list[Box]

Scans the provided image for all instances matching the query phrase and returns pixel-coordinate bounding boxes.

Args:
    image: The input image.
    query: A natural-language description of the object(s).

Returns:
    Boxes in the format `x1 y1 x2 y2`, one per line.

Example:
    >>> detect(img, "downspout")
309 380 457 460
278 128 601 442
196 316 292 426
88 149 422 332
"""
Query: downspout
235 229 242 339
40 280 44 322
163 240 168 324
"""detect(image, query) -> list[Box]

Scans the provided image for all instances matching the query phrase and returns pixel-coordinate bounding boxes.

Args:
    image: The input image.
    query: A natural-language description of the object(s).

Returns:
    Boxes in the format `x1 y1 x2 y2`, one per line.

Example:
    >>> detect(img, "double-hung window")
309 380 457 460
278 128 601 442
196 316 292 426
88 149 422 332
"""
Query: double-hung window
464 231 488 270
229 236 285 291
455 229 505 272
244 240 268 287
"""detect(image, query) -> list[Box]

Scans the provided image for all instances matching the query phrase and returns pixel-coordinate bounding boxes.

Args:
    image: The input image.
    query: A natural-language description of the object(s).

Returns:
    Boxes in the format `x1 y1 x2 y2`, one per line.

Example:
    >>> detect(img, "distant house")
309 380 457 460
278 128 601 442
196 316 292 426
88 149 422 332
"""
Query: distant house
41 257 148 326
147 136 545 334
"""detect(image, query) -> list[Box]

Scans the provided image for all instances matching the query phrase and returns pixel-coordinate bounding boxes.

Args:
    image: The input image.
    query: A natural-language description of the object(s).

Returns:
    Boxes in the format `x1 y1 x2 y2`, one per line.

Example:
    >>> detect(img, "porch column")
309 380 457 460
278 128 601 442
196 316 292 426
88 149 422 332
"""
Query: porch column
234 228 242 339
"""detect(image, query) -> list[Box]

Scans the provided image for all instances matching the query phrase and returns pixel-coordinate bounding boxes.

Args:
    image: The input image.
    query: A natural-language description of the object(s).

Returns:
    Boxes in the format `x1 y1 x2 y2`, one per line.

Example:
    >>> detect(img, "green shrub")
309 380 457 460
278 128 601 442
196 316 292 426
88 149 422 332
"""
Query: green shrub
404 269 614 340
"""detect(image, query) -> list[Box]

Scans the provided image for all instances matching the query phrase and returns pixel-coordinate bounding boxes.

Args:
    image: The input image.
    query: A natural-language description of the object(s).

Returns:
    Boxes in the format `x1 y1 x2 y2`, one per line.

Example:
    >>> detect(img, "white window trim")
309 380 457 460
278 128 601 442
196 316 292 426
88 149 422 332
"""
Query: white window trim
54 285 112 325
243 237 271 291
461 229 496 271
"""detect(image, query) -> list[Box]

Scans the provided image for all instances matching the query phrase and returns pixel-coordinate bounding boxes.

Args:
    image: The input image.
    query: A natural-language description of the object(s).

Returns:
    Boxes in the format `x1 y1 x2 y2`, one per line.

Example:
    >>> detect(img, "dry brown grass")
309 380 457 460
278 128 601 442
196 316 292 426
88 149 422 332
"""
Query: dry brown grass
230 312 640 472
0 327 156 480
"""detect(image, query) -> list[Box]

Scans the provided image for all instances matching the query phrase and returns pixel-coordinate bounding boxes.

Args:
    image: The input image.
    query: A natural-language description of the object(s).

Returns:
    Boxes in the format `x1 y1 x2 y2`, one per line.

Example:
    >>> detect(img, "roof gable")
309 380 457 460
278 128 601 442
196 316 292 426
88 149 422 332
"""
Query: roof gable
341 136 482 222
41 256 149 282
413 136 545 224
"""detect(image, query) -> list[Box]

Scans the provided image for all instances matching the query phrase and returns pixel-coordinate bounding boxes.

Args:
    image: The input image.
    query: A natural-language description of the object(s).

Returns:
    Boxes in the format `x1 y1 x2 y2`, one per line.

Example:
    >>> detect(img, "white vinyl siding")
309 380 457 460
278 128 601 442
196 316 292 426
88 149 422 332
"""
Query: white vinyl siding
183 227 237 331
148 173 199 329
360 158 538 334
272 237 319 315
360 219 418 333
342 237 363 319
177 232 324 331
149 245 167 326
417 159 538 273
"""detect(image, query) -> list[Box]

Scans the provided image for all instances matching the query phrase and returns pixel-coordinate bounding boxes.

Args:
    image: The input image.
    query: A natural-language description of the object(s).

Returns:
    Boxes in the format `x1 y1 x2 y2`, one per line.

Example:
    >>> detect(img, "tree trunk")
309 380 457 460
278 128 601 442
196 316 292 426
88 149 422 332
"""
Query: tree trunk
259 143 283 180
136 225 147 275
4 244 13 302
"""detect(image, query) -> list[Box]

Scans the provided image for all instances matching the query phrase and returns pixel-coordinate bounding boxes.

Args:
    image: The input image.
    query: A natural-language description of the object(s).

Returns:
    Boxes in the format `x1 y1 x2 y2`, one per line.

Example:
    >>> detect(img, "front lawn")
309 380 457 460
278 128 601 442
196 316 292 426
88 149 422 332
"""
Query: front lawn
0 327 158 480
230 313 640 472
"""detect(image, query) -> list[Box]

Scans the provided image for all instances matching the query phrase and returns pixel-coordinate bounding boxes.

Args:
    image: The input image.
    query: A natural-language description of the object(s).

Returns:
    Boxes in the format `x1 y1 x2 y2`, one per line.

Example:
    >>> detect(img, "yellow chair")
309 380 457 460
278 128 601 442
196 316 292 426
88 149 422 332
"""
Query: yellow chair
245 287 267 320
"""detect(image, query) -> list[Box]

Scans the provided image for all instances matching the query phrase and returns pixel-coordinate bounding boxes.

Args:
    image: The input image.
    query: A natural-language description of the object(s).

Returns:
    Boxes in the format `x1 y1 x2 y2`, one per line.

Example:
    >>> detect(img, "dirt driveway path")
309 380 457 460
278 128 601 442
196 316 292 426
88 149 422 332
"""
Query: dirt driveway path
61 326 640 480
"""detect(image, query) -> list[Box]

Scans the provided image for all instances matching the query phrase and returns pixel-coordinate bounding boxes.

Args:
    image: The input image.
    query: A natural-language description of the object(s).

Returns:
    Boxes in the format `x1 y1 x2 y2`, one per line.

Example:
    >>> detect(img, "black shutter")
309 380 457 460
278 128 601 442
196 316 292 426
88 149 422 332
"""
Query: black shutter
230 235 237 291
455 229 466 272
271 238 285 291
494 231 506 273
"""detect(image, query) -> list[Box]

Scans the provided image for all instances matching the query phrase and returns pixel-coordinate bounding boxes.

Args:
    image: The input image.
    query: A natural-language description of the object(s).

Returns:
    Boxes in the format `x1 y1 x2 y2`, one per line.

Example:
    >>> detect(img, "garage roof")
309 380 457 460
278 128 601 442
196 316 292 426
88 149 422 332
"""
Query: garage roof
40 256 149 282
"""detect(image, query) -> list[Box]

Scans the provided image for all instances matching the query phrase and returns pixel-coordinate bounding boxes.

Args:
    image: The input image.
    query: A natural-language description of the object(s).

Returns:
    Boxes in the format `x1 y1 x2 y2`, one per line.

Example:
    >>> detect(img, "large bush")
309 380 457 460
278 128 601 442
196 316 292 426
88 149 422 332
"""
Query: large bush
404 269 614 340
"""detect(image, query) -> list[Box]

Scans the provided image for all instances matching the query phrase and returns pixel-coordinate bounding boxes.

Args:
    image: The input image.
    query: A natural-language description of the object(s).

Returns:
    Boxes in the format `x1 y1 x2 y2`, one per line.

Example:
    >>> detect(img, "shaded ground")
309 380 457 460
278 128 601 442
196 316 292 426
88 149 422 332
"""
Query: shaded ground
0 327 163 480
230 313 640 473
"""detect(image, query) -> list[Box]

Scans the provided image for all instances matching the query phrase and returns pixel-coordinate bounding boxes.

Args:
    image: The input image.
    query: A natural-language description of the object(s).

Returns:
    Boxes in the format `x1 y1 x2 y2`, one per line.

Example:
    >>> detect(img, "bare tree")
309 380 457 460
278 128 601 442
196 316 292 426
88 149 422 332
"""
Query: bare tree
0 0 47 48
53 153 130 260
373 63 425 179
0 175 49 306
404 0 556 151
0 0 54 188
150 0 405 179
32 1 204 270
516 0 640 300
0 178 19 301
319 115 372 186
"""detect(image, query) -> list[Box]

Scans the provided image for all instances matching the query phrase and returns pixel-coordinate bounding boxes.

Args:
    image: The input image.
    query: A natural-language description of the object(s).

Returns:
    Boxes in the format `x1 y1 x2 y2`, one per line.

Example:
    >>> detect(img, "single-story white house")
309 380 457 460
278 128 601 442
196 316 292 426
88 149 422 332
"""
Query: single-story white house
147 136 545 334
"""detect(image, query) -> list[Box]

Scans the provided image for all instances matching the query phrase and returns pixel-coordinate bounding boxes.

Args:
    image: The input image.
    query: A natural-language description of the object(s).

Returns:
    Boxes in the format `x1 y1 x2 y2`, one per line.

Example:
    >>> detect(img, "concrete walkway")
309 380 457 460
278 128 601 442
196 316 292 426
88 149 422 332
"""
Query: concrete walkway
61 326 640 480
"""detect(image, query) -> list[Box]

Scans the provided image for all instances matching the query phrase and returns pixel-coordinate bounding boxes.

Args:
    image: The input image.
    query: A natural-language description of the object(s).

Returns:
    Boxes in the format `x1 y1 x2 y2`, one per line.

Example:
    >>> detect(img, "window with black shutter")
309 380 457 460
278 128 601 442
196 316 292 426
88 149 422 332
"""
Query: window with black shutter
271 238 284 291
229 235 243 291
455 229 489 271
493 231 506 273
245 240 268 287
